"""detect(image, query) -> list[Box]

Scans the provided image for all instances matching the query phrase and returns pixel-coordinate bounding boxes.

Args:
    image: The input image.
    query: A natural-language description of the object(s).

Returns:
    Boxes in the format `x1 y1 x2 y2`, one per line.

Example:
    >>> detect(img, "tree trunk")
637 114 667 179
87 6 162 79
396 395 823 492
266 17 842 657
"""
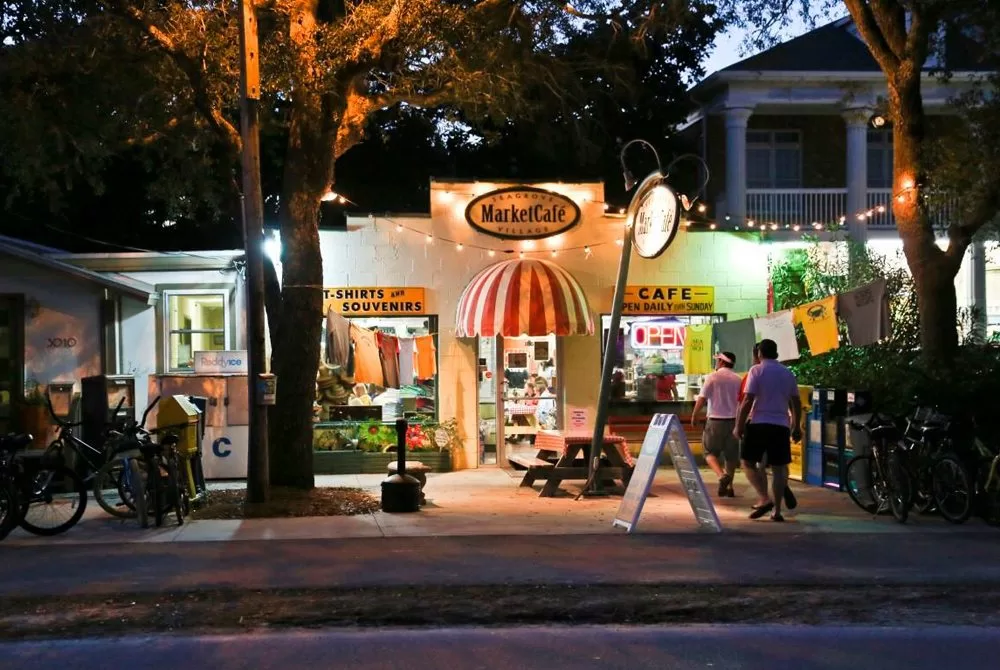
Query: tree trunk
889 66 964 361
269 189 323 489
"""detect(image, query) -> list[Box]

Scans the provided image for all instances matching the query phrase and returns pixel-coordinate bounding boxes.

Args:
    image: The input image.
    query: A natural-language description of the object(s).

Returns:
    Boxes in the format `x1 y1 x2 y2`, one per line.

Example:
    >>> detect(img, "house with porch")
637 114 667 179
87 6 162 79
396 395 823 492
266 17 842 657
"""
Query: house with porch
683 16 997 332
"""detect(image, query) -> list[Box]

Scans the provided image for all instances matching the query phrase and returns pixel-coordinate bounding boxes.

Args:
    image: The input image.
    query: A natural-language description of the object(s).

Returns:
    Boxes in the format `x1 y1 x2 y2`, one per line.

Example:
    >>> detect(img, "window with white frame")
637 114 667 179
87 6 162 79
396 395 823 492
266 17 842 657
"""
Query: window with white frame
746 130 802 189
164 291 230 371
867 129 893 188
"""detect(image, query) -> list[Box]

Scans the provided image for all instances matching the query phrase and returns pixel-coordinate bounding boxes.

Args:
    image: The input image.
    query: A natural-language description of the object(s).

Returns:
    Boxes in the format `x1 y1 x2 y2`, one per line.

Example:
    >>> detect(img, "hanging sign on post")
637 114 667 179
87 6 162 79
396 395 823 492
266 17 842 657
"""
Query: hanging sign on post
629 179 681 260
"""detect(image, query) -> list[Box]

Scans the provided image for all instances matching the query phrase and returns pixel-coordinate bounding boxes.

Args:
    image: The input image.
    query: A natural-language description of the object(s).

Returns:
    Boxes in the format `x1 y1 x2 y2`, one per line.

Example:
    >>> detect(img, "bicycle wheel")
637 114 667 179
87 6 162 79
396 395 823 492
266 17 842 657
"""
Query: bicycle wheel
932 454 973 524
18 464 88 536
885 452 912 524
128 458 149 529
93 457 137 519
844 455 880 514
166 455 185 526
0 481 19 541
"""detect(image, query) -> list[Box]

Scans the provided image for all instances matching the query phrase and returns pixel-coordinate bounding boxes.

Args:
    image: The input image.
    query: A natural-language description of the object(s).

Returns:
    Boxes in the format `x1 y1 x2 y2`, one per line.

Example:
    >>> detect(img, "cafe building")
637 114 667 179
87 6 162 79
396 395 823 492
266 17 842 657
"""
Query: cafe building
275 179 771 470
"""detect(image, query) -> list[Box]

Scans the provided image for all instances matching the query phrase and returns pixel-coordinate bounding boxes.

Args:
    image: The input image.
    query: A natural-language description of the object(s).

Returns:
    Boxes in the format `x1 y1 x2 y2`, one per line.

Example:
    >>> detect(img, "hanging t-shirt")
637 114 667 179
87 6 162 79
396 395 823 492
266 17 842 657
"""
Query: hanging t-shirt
350 324 384 386
837 278 891 346
682 324 714 375
377 333 400 389
414 335 437 380
793 296 840 356
712 318 756 373
398 338 416 386
326 309 353 373
753 311 800 362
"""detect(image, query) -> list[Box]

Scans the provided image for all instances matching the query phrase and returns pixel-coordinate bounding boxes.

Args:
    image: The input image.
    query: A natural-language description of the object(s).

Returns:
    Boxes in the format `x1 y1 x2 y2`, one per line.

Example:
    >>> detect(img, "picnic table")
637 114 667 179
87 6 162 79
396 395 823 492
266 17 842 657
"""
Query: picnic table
508 430 634 497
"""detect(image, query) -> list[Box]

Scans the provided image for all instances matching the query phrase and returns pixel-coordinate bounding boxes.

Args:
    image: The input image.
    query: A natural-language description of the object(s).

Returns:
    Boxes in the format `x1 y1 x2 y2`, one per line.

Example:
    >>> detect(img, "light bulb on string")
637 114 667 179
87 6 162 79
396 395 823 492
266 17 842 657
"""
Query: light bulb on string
615 239 623 246
456 243 464 251
697 203 707 214
551 250 558 257
747 220 755 228
519 251 525 259
396 224 403 233
488 250 496 257
425 234 433 244
583 246 592 256
877 205 886 213
709 223 717 230
793 224 801 232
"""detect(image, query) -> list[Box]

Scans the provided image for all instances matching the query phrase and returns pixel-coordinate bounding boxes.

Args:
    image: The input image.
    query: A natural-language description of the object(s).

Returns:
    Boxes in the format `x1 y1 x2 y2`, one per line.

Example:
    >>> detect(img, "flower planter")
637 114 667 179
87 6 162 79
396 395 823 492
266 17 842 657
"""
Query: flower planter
313 450 453 475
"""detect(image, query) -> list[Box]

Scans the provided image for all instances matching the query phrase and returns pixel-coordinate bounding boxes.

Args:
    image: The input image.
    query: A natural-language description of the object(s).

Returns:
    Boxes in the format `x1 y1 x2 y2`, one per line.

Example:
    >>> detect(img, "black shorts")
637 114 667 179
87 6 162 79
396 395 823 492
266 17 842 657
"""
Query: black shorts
741 423 792 467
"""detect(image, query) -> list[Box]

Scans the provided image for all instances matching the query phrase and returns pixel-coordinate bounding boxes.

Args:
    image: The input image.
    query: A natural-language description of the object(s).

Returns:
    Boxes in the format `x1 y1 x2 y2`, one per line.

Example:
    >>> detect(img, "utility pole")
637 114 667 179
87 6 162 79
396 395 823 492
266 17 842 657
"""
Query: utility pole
238 0 269 502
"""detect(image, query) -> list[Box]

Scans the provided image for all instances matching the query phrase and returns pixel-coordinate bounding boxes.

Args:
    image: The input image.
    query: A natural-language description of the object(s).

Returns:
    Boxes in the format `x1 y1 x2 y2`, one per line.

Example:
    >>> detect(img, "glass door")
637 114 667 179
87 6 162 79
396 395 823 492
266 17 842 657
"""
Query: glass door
477 336 501 465
0 295 24 433
499 334 559 465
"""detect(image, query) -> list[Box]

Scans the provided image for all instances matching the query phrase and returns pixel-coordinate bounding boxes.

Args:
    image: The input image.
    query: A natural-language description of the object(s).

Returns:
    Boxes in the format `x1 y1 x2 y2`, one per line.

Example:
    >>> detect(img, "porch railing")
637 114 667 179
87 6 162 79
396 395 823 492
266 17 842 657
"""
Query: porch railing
745 188 962 231
866 189 962 229
745 189 847 229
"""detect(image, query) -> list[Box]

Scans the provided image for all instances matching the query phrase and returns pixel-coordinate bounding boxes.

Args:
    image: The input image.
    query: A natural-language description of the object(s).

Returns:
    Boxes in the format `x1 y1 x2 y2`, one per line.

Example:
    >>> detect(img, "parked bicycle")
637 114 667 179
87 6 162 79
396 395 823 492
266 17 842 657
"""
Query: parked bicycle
0 431 88 538
843 413 913 523
899 406 975 524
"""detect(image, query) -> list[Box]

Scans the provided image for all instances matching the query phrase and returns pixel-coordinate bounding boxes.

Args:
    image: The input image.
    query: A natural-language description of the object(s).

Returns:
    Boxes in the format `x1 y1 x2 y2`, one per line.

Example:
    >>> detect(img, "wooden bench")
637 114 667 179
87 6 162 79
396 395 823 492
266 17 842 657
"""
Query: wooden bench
507 453 554 488
609 414 707 465
387 461 431 505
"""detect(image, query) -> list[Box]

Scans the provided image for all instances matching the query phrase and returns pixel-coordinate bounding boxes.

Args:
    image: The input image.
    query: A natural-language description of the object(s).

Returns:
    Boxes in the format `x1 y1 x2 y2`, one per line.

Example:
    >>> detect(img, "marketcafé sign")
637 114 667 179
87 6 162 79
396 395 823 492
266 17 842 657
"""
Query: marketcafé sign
324 287 426 316
628 179 681 259
623 286 715 315
465 186 581 240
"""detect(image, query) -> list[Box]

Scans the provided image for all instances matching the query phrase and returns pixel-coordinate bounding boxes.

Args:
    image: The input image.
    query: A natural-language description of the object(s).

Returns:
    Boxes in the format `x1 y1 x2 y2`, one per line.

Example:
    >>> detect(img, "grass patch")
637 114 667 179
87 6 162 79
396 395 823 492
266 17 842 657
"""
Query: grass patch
190 487 380 520
3 585 1000 640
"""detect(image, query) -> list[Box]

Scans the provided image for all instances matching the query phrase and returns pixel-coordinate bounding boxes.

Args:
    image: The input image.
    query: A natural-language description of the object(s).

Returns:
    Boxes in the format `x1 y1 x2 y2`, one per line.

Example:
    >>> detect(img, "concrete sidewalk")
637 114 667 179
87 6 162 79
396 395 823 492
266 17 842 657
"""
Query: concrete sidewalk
5 468 997 546
3 532 1000 598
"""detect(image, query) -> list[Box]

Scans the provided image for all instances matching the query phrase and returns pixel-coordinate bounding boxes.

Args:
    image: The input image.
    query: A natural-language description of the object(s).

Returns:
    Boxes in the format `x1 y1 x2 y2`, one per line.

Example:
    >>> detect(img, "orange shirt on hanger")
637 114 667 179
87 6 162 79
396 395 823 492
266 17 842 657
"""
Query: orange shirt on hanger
414 335 437 380
350 324 384 386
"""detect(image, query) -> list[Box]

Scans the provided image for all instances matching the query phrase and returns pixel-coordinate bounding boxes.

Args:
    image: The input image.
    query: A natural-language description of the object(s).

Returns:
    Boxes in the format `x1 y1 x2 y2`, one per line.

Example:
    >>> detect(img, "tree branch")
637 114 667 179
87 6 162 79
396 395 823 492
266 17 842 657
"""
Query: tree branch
349 0 406 67
842 0 901 71
126 117 180 146
106 1 242 154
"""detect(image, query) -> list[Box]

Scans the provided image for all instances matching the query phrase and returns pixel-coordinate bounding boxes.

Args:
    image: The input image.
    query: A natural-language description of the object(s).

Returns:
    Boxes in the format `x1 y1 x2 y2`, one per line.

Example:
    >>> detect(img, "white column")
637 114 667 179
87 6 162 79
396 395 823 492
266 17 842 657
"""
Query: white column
724 107 754 224
969 239 987 338
842 107 872 243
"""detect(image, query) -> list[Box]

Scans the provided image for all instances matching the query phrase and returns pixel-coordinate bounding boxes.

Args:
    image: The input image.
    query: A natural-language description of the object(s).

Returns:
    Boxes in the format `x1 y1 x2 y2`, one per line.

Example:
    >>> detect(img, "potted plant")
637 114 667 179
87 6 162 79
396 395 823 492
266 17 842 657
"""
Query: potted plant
17 379 49 449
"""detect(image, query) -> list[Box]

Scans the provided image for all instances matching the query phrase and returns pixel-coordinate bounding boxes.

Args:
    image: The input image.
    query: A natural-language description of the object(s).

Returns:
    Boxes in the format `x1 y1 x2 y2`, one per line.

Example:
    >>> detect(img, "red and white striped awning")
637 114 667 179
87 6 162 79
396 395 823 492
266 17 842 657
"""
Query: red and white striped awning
455 258 594 337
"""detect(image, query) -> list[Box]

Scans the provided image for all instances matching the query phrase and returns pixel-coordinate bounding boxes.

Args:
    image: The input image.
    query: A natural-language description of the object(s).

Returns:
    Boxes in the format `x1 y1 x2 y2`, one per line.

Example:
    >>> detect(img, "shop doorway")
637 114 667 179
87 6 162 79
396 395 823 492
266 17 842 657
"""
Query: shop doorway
0 295 24 433
478 334 559 466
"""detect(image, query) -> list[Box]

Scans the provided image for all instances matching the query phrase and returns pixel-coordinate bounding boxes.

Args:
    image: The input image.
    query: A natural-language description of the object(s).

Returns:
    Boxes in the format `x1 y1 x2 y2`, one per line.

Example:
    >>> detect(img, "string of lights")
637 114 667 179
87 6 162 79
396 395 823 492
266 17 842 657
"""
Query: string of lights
330 178 926 248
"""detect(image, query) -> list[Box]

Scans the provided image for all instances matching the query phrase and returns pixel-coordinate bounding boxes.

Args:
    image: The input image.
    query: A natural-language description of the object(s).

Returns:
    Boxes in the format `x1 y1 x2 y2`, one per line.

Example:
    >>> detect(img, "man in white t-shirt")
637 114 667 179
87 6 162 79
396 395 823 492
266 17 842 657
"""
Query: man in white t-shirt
691 351 742 498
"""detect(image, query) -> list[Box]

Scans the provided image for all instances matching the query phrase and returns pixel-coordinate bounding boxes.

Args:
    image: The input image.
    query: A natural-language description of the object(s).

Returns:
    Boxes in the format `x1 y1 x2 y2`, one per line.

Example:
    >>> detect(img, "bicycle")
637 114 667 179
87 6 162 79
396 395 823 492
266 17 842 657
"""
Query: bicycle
131 428 189 528
900 406 975 524
41 393 145 519
843 413 913 523
0 431 88 537
974 442 1000 524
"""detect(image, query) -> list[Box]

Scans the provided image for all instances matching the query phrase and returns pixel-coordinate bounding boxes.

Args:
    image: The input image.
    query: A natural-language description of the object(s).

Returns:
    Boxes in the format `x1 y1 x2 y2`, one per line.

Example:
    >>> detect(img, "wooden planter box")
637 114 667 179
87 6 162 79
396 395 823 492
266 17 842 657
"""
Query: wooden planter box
313 450 453 475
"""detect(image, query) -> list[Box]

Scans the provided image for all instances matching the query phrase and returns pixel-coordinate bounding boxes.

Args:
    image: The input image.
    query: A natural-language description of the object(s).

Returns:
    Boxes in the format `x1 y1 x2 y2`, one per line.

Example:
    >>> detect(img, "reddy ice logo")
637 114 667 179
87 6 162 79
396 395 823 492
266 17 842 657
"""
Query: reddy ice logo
194 351 248 374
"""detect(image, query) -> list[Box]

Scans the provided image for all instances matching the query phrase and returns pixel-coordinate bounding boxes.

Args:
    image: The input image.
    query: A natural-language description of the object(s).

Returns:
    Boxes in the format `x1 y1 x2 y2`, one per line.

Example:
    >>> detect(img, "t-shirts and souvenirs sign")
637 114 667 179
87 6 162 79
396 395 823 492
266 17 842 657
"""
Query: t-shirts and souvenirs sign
323 287 426 316
622 285 715 315
465 186 581 240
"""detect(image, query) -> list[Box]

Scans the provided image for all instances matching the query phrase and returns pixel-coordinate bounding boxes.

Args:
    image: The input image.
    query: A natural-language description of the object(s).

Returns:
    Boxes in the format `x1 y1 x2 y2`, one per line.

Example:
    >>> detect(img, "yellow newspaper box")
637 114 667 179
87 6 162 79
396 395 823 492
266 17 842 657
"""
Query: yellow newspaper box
790 385 813 481
156 395 202 457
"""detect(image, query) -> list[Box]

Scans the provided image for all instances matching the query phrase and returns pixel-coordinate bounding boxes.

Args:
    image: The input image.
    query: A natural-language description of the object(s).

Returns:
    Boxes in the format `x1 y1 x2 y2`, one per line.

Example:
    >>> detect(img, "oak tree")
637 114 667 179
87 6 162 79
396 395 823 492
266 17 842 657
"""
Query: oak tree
1 0 718 487
719 0 1000 359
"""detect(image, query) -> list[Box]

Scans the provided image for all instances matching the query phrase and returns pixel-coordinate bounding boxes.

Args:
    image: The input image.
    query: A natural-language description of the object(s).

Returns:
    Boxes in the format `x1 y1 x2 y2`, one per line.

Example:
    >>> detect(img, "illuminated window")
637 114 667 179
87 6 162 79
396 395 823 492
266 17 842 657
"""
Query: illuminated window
164 291 230 372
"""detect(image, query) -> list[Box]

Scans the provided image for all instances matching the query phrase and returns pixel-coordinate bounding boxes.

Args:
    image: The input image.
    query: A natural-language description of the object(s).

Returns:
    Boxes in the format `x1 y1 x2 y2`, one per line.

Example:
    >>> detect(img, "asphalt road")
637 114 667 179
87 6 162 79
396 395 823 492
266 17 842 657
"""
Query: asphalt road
4 532 1000 597
1 625 997 670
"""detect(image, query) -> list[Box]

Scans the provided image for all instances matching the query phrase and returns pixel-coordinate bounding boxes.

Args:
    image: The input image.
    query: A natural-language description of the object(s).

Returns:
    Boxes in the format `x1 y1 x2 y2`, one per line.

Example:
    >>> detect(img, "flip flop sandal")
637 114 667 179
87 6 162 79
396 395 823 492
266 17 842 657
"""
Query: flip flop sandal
749 501 774 519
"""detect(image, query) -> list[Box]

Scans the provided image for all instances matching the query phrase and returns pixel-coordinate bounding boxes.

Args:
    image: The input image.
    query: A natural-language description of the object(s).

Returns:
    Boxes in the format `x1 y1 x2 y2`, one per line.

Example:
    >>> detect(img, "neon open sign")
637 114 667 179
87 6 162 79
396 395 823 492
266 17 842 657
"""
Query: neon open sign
629 323 686 350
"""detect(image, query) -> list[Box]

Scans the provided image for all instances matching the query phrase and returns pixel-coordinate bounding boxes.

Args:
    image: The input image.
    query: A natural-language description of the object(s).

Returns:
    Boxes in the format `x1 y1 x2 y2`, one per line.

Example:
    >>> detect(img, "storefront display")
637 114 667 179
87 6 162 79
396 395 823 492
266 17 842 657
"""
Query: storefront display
602 315 724 403
313 311 440 457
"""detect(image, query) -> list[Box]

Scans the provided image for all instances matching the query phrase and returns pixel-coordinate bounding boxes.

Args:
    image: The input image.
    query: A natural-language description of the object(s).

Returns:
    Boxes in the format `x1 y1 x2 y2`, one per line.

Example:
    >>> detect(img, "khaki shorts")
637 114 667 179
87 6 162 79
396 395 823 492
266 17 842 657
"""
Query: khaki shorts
703 418 740 467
